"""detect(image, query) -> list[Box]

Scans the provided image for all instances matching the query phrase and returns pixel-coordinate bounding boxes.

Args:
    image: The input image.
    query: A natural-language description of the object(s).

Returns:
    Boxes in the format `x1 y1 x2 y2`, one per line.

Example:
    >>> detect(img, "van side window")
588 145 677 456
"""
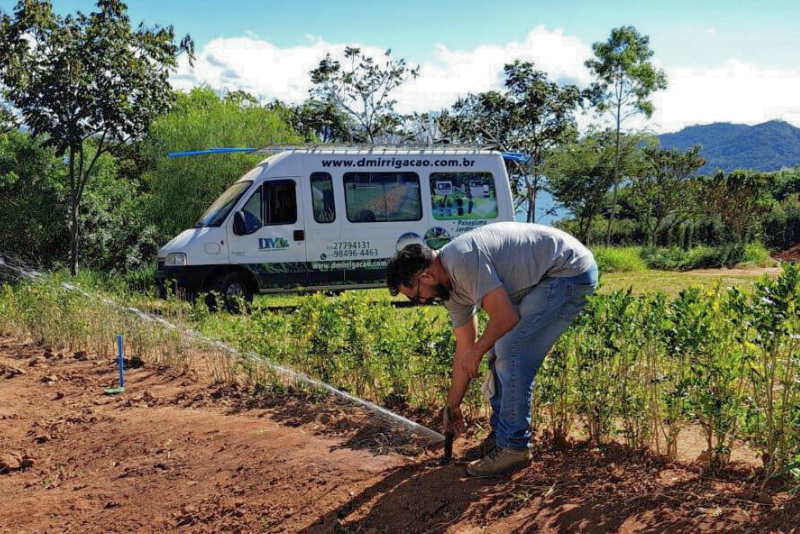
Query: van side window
265 181 297 225
311 172 335 223
429 172 497 220
241 186 263 233
343 172 421 223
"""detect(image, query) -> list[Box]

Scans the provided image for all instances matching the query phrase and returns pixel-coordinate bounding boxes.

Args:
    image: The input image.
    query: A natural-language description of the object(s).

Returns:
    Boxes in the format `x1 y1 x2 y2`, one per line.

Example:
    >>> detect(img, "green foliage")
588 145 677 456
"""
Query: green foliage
141 87 303 237
5 265 800 481
591 246 646 273
763 193 800 252
287 98 355 143
309 46 419 143
0 130 158 271
0 131 67 266
0 276 190 367
584 25 668 246
584 25 668 119
632 145 705 246
0 0 193 274
739 242 776 268
443 60 581 223
698 171 772 244
641 245 745 271
548 131 644 243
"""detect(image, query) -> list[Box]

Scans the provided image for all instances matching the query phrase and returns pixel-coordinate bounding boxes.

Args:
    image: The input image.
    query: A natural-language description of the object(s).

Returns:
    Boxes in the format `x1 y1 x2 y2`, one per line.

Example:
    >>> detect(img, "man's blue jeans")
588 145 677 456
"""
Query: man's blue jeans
488 263 598 451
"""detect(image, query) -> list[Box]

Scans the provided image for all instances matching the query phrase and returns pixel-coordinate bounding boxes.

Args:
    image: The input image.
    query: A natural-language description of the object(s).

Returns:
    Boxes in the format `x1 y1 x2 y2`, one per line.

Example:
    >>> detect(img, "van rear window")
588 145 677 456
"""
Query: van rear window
343 172 421 223
430 172 497 220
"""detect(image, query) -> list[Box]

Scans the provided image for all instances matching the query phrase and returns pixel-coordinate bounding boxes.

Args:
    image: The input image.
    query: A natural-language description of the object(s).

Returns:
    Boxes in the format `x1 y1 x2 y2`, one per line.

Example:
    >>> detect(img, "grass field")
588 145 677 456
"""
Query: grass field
597 266 780 296
250 265 781 307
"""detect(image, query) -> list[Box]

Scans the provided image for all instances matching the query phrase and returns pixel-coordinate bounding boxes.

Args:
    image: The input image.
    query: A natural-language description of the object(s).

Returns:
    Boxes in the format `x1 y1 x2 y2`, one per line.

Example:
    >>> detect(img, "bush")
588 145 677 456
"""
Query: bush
591 246 646 273
641 245 747 271
739 242 777 268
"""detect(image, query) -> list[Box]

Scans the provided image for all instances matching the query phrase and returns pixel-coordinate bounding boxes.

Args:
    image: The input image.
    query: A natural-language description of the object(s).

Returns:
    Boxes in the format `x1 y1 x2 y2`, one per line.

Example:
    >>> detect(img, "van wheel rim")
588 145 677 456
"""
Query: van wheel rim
226 282 245 300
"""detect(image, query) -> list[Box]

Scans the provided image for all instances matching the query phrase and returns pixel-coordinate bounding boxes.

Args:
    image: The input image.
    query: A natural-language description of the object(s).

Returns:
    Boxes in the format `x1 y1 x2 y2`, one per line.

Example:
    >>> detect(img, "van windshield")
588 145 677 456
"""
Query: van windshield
195 181 253 227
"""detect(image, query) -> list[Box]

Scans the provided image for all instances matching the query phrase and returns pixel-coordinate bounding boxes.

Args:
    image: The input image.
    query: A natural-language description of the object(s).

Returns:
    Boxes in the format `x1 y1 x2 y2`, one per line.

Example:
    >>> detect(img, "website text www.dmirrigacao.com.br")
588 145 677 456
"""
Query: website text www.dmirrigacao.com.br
321 157 476 169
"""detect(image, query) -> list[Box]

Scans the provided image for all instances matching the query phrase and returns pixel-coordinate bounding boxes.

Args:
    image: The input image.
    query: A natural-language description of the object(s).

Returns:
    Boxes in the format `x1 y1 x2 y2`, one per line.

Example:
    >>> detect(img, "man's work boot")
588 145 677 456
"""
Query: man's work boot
463 432 496 461
466 446 531 477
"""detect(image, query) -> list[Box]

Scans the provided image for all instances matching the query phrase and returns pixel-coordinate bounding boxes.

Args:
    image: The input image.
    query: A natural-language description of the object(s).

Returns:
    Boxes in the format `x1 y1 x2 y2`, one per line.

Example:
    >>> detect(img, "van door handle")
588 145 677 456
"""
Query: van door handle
293 230 305 241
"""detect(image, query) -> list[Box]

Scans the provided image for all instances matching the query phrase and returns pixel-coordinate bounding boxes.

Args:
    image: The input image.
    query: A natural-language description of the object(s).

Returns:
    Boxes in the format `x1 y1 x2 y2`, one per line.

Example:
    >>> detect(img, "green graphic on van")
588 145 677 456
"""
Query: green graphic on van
396 232 423 252
430 172 498 220
258 237 290 250
425 227 451 249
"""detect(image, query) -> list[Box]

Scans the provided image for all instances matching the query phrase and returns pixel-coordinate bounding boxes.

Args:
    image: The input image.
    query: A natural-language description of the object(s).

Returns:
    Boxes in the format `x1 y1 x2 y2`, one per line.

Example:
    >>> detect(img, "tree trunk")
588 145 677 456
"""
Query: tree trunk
605 101 623 246
527 188 536 223
581 214 593 244
70 201 79 276
68 145 79 276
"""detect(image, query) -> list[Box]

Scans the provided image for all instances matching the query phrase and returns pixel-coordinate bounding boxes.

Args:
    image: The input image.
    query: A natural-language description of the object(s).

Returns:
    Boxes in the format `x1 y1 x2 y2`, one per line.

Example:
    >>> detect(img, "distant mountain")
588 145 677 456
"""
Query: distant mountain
657 120 800 174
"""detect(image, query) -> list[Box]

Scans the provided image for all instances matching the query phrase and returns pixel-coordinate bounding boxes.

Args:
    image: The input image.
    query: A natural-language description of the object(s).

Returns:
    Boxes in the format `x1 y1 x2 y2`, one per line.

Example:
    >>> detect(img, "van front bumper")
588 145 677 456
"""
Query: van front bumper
154 264 217 296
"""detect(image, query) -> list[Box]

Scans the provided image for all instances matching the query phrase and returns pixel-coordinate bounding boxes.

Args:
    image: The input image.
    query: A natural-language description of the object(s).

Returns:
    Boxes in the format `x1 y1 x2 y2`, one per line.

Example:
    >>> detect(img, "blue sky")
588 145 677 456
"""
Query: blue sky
5 0 800 132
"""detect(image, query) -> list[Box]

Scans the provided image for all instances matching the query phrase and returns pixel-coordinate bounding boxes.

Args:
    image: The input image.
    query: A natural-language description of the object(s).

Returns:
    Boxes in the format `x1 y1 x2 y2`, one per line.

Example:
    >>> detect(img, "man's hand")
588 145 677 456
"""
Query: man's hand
442 405 465 436
460 350 483 380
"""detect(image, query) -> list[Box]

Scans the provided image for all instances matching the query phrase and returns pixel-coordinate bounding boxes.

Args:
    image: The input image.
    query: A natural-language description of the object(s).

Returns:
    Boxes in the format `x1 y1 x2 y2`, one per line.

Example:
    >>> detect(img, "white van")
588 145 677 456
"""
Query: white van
155 146 517 307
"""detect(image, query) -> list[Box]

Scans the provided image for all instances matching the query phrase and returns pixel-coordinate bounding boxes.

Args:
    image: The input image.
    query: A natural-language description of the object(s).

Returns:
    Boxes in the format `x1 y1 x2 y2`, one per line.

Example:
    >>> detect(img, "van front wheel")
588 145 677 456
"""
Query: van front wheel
217 272 253 313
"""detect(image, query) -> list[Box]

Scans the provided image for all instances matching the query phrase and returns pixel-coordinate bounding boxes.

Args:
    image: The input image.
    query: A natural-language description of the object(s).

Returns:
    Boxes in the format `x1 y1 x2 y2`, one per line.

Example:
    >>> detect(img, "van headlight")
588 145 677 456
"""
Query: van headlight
165 253 187 267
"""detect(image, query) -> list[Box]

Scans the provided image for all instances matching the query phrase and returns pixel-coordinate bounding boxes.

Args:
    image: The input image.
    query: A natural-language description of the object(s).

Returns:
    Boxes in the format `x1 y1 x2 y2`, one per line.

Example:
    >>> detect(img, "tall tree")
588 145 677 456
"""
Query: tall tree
699 171 771 245
0 0 193 275
632 145 704 246
399 111 450 145
443 61 581 222
288 98 355 143
585 25 667 245
0 93 15 134
309 47 419 143
547 131 636 243
142 88 303 238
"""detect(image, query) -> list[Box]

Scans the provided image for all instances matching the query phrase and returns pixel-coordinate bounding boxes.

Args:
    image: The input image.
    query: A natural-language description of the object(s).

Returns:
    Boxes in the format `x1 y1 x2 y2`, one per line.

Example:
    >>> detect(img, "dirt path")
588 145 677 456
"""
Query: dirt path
1 336 798 534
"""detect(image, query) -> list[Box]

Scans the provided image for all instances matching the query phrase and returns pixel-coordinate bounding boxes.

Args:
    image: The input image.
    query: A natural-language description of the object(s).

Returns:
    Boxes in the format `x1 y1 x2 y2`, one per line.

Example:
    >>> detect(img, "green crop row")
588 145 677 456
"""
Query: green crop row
534 264 800 479
1 265 799 482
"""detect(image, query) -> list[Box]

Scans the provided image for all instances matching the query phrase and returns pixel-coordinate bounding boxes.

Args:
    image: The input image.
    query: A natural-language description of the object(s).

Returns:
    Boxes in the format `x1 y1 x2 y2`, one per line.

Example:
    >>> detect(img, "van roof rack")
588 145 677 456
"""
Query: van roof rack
168 144 531 163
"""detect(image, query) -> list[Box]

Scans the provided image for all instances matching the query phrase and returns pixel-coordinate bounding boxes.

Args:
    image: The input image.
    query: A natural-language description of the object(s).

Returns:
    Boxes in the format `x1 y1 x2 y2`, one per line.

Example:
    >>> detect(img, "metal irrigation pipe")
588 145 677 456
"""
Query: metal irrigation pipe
0 253 445 443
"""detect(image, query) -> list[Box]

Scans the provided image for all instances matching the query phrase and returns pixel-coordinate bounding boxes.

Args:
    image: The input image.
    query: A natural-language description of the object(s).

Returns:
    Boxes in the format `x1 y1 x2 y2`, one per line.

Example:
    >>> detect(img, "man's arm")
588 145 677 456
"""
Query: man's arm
460 286 519 379
445 315 478 411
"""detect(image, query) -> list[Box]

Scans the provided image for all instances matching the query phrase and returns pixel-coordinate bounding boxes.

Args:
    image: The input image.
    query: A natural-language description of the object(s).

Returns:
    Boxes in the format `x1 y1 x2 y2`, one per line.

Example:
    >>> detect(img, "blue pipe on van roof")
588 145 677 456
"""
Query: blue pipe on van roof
168 147 257 157
167 147 530 163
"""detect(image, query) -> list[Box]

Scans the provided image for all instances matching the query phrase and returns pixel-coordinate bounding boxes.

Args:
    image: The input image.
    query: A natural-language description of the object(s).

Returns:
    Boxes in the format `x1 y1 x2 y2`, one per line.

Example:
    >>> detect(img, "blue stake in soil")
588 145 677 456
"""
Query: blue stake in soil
104 334 125 395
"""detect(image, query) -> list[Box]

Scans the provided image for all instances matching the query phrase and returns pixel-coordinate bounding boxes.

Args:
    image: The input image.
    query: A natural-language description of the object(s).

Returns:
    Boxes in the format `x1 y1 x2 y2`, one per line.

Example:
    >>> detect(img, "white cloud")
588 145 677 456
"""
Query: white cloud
172 28 800 134
395 26 593 113
652 60 800 132
172 26 592 113
705 27 717 35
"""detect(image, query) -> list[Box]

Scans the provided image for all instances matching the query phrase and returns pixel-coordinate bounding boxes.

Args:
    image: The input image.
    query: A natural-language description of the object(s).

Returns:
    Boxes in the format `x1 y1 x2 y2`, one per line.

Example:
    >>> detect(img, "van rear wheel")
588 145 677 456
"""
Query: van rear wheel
215 272 253 313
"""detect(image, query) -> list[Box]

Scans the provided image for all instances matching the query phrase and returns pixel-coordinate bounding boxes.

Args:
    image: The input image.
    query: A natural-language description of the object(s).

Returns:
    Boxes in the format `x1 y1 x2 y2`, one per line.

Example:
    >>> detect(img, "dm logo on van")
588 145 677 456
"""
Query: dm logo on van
258 237 289 251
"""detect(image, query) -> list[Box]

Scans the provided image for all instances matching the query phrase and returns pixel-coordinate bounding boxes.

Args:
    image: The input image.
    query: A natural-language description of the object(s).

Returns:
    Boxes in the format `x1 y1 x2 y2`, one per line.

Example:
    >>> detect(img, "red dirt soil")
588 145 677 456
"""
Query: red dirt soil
1 336 798 534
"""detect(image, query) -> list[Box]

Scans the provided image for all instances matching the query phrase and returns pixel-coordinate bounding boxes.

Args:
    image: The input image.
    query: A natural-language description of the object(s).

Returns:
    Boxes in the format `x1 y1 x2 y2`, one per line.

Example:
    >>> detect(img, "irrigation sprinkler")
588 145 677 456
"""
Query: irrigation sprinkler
104 334 125 395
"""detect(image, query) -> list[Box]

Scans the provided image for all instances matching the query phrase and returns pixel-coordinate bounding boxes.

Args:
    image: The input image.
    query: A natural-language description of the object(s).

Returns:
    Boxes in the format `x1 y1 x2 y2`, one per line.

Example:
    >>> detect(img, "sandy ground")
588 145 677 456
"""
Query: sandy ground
1 336 798 534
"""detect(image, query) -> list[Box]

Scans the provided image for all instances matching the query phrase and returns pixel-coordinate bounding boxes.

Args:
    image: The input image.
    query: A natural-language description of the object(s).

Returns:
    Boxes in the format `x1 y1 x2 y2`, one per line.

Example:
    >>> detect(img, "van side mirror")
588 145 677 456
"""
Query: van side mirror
233 211 247 236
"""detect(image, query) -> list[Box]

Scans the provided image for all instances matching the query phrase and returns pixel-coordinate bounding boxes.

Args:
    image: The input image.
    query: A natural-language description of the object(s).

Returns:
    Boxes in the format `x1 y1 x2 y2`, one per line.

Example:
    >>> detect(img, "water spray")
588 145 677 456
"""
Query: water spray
0 253 445 443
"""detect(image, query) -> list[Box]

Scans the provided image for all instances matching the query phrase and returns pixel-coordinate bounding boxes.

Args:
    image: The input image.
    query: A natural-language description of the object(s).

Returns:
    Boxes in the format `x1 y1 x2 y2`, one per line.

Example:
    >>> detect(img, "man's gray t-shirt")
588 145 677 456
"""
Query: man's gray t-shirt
438 222 595 327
